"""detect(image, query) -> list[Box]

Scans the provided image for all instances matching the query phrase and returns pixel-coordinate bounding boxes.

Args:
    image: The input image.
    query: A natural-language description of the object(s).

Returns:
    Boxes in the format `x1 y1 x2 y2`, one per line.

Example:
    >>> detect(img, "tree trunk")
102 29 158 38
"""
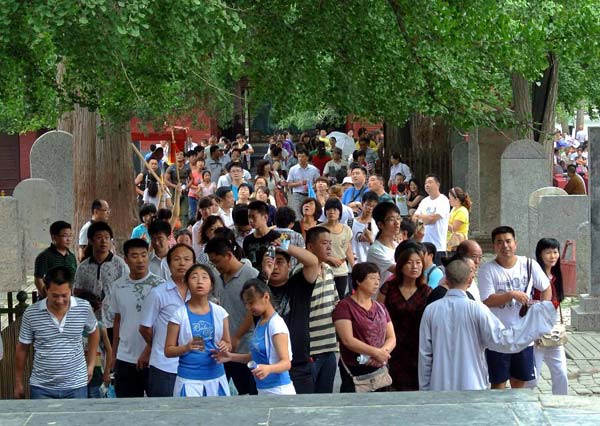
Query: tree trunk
58 106 137 252
576 106 585 132
511 73 533 140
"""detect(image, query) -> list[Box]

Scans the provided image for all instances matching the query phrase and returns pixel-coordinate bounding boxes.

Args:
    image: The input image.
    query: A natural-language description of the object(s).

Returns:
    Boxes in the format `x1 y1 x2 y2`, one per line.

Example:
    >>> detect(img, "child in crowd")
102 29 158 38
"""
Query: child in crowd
214 279 295 395
165 264 231 397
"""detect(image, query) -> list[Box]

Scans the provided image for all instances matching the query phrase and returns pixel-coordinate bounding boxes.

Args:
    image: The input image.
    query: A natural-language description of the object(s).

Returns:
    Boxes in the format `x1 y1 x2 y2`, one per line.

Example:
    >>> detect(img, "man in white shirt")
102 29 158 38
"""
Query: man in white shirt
139 244 195 397
109 238 165 397
148 220 172 280
478 226 552 390
287 148 320 219
419 257 556 391
216 186 235 227
413 174 450 264
78 199 110 261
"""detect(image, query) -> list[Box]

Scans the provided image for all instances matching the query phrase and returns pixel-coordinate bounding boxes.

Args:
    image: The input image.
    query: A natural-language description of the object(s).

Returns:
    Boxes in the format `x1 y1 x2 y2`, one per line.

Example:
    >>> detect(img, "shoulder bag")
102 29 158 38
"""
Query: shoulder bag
537 304 568 347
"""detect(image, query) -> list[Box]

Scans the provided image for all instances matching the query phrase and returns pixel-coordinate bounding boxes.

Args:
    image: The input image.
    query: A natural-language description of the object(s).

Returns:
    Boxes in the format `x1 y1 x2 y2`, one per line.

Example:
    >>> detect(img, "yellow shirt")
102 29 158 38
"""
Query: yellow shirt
447 206 469 241
354 140 378 150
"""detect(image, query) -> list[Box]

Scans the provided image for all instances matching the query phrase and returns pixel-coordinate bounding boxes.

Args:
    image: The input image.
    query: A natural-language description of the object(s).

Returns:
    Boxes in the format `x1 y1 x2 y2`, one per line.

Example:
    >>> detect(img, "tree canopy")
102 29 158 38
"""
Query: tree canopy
1 0 600 133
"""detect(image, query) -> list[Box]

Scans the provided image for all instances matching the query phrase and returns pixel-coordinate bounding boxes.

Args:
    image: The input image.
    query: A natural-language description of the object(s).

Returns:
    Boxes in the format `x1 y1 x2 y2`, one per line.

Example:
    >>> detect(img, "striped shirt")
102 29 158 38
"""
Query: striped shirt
309 264 339 355
19 297 97 390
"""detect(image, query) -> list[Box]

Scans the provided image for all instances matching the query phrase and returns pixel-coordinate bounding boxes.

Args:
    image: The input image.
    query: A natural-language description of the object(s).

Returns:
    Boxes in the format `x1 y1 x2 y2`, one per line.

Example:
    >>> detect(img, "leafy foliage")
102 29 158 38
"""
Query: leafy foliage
1 0 600 133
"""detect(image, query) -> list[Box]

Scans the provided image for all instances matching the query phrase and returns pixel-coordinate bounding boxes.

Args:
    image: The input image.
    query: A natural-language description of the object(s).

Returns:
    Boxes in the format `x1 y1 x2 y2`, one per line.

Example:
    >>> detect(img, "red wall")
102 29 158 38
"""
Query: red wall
19 132 38 180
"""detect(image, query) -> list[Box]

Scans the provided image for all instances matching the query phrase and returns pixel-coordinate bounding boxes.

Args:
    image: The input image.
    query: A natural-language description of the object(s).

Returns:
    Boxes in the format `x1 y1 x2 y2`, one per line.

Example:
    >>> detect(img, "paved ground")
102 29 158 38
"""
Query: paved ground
1 390 599 425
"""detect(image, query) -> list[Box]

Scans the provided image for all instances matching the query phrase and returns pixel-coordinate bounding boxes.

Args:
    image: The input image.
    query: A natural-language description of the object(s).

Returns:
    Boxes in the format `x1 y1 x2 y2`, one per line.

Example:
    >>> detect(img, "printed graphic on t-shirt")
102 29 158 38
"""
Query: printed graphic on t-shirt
495 276 528 309
191 319 214 341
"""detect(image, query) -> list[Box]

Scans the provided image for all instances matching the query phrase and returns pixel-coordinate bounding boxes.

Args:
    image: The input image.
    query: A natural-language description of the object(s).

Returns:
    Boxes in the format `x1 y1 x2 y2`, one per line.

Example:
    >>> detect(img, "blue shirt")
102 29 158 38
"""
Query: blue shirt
131 223 150 242
424 264 444 289
177 305 225 380
342 186 367 205
250 315 291 390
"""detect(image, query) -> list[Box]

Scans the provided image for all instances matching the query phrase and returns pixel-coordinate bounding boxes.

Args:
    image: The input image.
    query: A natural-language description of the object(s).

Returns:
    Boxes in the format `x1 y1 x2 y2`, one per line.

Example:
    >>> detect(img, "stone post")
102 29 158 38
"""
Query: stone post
467 130 481 235
571 127 600 330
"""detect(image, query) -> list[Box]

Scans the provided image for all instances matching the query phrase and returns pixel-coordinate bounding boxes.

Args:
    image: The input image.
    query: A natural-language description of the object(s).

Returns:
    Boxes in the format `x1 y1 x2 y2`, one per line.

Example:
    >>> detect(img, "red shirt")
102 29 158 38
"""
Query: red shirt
311 153 332 174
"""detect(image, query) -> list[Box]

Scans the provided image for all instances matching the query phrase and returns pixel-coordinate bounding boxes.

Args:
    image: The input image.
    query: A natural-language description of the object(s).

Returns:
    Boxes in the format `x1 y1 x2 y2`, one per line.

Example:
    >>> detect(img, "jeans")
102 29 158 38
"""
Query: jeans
30 385 88 399
115 360 150 398
188 196 198 222
225 361 257 395
291 192 308 220
290 362 314 394
87 384 101 398
310 352 337 393
148 366 177 397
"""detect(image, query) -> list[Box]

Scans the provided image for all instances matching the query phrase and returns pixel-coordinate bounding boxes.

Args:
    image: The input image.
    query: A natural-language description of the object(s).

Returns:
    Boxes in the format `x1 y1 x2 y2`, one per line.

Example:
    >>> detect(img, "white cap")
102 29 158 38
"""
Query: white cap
342 177 353 185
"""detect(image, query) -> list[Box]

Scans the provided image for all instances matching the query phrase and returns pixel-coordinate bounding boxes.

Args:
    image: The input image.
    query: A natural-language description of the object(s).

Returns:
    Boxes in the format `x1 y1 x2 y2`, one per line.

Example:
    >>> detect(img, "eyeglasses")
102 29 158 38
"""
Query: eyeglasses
384 216 402 223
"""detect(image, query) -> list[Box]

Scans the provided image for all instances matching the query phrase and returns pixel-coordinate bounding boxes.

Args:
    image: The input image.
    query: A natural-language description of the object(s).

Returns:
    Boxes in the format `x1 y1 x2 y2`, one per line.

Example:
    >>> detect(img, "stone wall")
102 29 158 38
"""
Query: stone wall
0 197 26 292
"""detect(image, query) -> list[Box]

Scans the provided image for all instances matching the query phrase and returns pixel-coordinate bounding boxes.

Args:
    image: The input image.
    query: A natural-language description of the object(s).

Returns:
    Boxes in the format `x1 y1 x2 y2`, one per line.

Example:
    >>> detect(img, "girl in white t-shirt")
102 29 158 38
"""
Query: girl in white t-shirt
165 264 231 397
214 279 295 395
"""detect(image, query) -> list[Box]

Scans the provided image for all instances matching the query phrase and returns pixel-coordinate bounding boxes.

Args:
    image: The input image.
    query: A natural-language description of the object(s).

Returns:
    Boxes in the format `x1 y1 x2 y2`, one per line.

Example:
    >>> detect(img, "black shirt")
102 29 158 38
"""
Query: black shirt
243 229 281 270
426 285 475 306
269 270 315 365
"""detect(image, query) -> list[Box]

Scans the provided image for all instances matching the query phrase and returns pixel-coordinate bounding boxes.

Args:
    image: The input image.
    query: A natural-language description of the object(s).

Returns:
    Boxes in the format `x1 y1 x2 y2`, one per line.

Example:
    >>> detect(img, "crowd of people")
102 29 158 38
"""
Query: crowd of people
10 128 568 400
553 126 589 195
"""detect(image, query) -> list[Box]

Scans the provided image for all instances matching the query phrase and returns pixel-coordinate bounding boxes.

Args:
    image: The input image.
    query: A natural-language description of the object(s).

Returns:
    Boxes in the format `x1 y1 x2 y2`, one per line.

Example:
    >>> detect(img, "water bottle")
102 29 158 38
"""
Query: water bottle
357 354 370 364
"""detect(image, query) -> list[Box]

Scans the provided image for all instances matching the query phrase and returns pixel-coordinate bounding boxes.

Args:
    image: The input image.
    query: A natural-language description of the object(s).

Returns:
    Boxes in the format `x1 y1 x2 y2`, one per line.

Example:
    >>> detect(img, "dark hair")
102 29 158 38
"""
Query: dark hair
210 144 220 154
425 174 440 184
227 161 244 172
535 238 564 302
176 229 193 241
147 179 159 198
352 150 366 161
200 215 225 244
256 159 272 177
297 148 309 157
408 179 422 194
350 163 367 175
123 238 149 256
232 204 250 226
491 226 515 243
148 219 171 238
422 242 437 257
50 221 71 236
91 199 104 214
324 198 343 220
391 153 402 161
212 228 245 259
157 208 172 221
87 221 113 240
275 207 296 228
361 191 379 204
238 182 252 193
393 246 426 288
567 164 577 173
300 197 322 220
216 186 232 200
305 226 330 246
449 187 472 211
248 200 269 216
198 196 214 210
271 145 282 157
184 264 216 291
205 237 238 257
315 177 330 187
400 218 416 239
202 170 212 179
166 243 196 265
73 288 101 311
351 262 380 290
372 202 400 239
240 278 272 302
139 203 157 222
44 266 73 289
394 240 422 263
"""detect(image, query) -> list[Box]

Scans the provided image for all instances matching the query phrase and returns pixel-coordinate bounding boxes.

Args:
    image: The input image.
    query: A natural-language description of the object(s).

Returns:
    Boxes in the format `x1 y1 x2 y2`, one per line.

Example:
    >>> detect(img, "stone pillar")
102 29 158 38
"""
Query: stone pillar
571 127 600 330
467 130 481 235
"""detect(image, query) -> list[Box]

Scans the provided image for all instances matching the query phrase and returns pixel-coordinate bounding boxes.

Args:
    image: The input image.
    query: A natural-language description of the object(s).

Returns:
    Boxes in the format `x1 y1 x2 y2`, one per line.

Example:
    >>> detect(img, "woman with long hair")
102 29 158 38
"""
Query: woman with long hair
377 245 431 391
255 159 280 193
531 238 568 395
195 216 225 264
406 179 424 216
165 264 231 397
447 186 472 252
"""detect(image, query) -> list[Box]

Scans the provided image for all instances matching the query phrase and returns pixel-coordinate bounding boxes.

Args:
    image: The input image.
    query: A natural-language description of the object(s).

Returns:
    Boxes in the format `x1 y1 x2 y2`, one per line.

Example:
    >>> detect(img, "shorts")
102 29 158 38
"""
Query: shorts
486 346 536 384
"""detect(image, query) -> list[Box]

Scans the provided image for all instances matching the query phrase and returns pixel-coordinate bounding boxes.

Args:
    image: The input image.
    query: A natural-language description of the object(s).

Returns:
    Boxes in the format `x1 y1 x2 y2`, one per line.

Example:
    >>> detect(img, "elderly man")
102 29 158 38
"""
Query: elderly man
418 257 555 391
